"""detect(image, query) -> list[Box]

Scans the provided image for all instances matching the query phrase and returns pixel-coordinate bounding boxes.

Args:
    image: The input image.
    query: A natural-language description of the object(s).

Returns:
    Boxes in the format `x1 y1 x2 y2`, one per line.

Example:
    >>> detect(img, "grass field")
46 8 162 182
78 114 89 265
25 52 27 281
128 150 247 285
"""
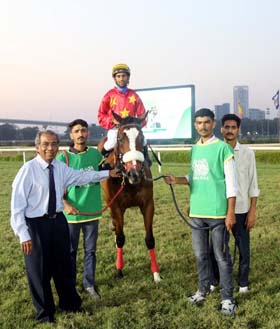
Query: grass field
1 158 280 328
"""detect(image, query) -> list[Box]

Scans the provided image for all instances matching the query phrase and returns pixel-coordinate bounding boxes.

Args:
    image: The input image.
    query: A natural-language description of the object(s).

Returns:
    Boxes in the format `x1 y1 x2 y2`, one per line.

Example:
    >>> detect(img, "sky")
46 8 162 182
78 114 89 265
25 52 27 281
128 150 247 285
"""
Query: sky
1 0 279 124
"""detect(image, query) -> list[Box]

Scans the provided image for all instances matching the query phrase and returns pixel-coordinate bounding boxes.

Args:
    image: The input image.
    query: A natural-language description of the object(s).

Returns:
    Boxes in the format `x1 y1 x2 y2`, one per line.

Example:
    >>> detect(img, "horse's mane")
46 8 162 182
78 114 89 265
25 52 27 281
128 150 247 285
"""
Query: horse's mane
118 116 142 127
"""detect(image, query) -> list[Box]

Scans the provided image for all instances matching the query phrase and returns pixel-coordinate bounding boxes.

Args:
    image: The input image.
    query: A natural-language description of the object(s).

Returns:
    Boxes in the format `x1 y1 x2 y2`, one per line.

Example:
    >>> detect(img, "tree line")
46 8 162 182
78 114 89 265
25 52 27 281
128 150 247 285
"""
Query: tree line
214 117 279 141
0 123 106 144
0 118 279 145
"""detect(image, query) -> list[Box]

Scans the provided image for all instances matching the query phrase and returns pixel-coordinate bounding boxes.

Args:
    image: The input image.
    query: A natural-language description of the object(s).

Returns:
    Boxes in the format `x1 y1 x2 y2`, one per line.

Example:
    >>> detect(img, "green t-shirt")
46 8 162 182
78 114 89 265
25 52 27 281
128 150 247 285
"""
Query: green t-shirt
189 139 233 218
56 147 103 223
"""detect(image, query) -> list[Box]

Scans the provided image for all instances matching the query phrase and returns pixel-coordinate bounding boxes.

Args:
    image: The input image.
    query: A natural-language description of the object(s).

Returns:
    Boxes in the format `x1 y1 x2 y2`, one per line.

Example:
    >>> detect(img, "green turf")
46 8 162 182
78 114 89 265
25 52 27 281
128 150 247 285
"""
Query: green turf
0 159 279 328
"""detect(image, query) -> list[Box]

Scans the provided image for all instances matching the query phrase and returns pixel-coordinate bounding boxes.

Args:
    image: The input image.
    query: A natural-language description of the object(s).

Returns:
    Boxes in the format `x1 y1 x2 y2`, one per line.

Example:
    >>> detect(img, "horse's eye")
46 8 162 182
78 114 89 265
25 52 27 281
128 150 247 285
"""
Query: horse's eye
117 136 123 144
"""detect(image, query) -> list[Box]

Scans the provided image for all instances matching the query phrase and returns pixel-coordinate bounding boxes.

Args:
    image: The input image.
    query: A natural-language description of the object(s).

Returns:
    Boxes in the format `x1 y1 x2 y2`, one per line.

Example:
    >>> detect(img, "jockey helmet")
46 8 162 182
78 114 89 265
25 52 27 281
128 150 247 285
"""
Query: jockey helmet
112 63 130 77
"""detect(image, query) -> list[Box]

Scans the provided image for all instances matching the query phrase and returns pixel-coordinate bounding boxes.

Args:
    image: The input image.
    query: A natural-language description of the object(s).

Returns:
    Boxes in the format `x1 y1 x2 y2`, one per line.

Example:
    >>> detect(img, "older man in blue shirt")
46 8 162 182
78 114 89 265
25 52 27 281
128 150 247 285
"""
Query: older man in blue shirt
10 130 119 323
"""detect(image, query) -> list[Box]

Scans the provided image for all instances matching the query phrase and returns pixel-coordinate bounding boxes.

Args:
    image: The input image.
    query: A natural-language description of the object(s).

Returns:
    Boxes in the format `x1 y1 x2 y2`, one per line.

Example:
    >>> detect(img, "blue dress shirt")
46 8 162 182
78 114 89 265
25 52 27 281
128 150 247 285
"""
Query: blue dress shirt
11 155 109 243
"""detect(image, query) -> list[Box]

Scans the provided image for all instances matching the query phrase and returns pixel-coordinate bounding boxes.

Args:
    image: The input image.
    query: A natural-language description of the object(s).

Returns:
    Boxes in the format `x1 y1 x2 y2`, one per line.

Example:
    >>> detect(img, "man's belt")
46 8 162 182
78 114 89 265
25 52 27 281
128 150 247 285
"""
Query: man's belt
43 212 62 219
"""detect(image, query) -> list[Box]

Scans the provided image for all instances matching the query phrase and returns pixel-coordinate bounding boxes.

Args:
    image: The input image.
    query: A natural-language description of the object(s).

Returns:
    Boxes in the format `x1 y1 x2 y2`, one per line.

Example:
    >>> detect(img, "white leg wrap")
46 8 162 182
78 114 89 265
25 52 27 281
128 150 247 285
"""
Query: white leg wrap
153 272 161 283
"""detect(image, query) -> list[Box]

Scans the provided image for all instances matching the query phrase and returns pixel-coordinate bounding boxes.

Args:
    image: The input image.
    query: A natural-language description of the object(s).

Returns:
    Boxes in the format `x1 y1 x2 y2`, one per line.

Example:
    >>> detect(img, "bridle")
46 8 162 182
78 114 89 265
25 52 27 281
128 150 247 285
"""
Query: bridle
115 123 146 180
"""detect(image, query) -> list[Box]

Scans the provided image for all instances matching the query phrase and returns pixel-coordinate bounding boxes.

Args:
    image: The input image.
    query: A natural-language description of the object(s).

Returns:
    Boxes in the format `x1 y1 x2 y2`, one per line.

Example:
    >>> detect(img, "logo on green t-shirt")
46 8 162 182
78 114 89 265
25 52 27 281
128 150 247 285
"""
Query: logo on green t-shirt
192 158 209 180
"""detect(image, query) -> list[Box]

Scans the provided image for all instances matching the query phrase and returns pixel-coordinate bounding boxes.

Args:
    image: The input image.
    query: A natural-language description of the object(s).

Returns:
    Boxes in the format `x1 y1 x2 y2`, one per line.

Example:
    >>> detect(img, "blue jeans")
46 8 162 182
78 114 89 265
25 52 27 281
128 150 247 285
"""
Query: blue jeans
191 218 234 301
68 220 99 289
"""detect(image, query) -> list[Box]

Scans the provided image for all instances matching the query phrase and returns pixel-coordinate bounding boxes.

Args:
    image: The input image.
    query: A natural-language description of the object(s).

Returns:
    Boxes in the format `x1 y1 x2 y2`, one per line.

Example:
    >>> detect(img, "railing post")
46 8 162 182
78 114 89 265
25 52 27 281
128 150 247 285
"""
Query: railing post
158 152 161 173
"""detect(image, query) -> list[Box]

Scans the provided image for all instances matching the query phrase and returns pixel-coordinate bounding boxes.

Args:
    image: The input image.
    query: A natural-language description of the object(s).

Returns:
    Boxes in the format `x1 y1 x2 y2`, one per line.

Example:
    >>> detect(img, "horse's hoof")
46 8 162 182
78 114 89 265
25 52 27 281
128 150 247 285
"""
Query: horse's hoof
116 269 124 279
153 272 161 283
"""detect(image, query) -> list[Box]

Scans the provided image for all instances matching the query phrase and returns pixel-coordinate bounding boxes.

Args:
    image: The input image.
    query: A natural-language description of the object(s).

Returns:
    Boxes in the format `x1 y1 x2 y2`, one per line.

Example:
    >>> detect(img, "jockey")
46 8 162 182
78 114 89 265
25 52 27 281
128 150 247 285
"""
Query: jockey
98 63 151 167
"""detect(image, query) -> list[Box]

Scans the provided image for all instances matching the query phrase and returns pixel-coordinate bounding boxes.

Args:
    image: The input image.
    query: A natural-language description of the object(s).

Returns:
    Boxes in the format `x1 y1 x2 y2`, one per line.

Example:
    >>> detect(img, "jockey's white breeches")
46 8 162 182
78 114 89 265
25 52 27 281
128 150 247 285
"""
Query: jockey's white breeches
104 128 118 151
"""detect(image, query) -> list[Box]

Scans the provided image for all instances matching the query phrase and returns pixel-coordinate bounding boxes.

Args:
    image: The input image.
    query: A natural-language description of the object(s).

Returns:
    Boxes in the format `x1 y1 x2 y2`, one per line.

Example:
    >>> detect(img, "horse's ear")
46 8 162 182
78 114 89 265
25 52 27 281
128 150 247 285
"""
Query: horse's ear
112 111 122 124
138 111 149 123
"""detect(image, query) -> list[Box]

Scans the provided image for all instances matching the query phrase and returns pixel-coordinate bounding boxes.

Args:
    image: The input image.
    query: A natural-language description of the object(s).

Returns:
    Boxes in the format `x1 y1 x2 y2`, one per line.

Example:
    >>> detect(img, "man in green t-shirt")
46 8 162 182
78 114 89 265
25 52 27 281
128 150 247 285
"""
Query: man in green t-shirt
57 119 103 299
164 108 237 315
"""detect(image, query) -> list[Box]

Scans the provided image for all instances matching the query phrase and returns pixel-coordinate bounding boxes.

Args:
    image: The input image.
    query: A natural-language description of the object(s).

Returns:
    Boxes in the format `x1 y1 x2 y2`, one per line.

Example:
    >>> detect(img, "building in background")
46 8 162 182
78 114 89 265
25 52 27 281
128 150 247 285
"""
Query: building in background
214 103 230 120
249 108 265 121
233 86 249 118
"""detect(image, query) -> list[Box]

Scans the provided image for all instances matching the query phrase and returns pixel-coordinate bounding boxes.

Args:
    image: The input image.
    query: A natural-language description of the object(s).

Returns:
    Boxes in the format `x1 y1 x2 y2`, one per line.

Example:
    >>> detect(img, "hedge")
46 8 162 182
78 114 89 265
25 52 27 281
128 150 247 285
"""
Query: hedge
1 150 280 164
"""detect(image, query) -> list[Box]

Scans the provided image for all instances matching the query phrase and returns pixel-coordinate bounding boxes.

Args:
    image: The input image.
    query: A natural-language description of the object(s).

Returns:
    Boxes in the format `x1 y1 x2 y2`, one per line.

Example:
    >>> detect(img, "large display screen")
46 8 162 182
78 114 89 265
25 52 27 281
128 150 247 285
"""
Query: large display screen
136 84 195 142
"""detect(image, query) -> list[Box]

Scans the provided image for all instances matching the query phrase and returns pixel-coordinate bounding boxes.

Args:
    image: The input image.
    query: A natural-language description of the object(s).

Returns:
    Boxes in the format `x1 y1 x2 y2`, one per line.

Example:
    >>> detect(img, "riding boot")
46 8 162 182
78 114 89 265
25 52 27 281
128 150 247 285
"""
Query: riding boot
101 147 110 157
143 145 152 167
99 147 113 171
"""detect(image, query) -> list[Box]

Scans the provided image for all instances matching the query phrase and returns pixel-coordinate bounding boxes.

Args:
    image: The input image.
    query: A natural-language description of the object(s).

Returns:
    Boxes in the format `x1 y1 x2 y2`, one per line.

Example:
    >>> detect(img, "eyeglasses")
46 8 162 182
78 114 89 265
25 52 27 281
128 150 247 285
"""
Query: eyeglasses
39 142 59 148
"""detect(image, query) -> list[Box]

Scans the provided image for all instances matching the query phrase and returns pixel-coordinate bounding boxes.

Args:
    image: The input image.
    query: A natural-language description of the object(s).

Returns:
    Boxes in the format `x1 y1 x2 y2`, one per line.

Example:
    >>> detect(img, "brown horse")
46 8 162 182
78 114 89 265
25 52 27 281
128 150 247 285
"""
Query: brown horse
98 112 161 283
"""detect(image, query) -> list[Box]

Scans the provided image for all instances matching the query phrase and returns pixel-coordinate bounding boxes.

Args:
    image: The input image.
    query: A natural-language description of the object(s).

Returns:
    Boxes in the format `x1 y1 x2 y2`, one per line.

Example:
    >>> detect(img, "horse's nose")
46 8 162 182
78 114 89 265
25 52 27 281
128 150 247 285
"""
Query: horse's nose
128 168 141 184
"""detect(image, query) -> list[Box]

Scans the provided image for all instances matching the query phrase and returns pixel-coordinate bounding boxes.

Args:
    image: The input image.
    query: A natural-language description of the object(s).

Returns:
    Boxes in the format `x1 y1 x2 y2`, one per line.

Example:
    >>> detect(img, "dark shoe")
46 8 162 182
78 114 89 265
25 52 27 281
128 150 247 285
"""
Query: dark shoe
59 295 82 313
99 147 113 170
101 147 110 157
98 158 113 171
37 315 55 323
58 306 82 313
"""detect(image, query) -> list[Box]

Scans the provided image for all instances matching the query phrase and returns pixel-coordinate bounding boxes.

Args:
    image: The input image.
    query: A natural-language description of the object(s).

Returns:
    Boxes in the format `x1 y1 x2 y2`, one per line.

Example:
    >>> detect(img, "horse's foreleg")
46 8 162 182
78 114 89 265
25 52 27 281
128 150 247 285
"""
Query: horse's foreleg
116 234 125 275
116 247 124 270
143 203 161 283
113 214 125 279
149 249 160 275
145 236 161 283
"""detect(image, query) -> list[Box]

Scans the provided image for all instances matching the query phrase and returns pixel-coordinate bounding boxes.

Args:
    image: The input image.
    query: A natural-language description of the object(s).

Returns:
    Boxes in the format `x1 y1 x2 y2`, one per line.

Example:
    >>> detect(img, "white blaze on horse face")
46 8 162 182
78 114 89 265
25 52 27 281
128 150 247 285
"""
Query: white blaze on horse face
125 127 138 152
122 127 144 163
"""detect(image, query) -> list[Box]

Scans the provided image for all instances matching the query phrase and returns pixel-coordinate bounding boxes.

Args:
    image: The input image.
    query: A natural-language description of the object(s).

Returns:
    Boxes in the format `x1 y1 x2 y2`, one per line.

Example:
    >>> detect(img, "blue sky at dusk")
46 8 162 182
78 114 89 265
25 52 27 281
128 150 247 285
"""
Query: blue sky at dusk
1 0 279 123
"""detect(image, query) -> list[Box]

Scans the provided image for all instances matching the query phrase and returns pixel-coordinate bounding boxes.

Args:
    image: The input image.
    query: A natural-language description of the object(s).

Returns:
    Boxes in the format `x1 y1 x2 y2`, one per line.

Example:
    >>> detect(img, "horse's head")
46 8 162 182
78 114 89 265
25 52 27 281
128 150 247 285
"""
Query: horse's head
113 111 148 185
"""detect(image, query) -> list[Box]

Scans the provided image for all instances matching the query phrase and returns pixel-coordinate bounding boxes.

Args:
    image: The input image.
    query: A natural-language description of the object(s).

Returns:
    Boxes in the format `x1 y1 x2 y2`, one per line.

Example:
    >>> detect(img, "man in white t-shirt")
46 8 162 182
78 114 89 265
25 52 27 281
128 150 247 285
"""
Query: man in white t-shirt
210 113 260 294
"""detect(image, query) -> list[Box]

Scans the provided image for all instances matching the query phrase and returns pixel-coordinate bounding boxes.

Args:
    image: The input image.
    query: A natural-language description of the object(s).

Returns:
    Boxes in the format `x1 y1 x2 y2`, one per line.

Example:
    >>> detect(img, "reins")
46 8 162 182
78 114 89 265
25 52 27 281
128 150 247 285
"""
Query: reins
168 182 234 257
148 143 162 166
144 174 216 227
61 149 125 217
168 184 224 231
145 174 224 231
77 183 124 216
144 174 229 255
144 174 166 182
